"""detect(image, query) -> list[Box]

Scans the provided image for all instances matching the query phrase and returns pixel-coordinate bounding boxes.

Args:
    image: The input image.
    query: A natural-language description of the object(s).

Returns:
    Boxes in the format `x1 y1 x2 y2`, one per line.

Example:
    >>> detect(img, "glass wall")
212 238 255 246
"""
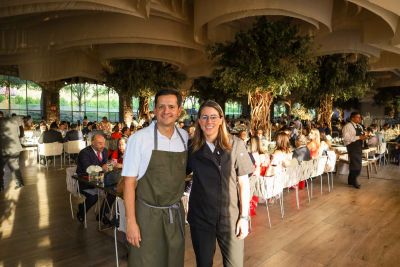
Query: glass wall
0 75 42 120
60 83 119 122
225 101 242 119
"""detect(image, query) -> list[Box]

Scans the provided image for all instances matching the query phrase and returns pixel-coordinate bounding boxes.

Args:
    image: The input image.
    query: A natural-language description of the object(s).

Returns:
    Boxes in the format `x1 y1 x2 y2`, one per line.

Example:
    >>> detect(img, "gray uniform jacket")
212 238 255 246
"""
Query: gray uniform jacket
0 117 23 157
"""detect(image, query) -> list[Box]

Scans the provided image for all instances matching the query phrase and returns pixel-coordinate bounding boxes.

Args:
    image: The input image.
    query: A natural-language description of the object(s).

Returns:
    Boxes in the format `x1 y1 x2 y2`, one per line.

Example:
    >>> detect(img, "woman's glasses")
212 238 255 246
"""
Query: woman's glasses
200 115 221 122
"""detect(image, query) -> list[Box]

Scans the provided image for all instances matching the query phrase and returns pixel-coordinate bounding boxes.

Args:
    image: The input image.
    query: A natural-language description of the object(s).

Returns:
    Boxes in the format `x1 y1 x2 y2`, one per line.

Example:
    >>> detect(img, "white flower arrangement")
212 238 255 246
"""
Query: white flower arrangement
86 165 102 174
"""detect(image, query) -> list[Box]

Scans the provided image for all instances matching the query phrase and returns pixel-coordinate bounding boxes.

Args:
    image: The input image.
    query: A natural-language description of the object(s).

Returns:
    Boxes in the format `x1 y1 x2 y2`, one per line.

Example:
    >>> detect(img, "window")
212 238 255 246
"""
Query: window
0 75 41 120
60 83 119 122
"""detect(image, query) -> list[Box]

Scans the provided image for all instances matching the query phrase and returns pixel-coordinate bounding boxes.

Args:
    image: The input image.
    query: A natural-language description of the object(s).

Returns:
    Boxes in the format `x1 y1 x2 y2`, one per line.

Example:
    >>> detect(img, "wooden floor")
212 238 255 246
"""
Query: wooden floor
1 152 399 267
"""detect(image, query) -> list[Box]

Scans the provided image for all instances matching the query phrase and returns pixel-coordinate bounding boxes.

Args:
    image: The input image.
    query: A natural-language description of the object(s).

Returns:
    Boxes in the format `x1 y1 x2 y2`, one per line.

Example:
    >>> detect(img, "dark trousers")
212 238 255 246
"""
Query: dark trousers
190 226 244 267
348 169 361 185
78 191 115 217
0 153 24 187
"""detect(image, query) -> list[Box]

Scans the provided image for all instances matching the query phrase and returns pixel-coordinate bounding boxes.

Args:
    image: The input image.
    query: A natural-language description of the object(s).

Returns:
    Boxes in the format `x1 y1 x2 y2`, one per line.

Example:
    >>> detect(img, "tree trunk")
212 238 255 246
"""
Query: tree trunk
39 81 64 123
119 92 133 126
318 94 333 130
249 90 274 140
139 96 150 120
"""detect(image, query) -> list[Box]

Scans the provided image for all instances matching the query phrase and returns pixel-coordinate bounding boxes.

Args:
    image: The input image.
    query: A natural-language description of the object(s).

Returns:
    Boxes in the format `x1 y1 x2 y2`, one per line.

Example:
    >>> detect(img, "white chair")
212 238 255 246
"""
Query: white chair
38 142 64 169
299 160 314 204
114 197 126 267
66 166 87 228
376 143 387 166
310 156 328 196
257 173 284 228
64 140 86 163
282 159 301 210
324 151 337 191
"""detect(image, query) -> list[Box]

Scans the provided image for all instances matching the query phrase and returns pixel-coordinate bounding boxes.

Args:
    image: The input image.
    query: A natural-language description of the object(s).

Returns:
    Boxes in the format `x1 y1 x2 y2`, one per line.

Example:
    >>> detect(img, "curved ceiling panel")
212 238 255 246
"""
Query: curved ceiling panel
370 51 400 71
194 0 333 43
0 13 202 55
97 43 204 70
17 49 103 82
347 0 398 34
315 29 381 59
0 0 150 18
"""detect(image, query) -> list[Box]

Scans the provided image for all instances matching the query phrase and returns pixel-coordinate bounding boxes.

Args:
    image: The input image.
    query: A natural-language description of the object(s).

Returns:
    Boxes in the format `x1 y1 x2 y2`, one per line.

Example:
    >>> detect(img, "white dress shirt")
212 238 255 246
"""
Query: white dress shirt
122 121 188 181
342 122 360 146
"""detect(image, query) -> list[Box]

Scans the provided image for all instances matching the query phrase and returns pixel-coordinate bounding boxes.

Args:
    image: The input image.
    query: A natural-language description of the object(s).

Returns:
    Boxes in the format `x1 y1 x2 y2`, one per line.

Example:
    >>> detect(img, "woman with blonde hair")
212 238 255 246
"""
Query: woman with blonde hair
187 100 254 267
307 128 321 159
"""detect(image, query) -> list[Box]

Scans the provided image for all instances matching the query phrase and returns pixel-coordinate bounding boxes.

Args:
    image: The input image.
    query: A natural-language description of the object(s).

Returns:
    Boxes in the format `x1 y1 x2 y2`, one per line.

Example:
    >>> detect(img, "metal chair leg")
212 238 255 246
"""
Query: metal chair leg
70 194 74 219
320 175 323 195
305 180 311 203
266 201 272 228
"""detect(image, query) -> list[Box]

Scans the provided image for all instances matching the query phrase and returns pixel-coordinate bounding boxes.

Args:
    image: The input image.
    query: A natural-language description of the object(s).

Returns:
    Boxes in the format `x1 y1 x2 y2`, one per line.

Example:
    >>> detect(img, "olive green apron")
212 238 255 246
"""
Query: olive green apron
128 124 187 267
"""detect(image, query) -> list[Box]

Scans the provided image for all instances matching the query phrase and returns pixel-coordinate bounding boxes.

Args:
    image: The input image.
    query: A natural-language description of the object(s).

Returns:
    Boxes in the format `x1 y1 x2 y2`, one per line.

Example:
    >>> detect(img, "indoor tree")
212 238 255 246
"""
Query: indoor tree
102 59 186 124
301 53 372 129
209 17 315 137
373 86 400 118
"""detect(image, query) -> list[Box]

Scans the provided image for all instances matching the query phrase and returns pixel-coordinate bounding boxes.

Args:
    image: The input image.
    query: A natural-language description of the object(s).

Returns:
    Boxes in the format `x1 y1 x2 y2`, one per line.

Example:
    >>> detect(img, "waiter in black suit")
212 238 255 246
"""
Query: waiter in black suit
76 133 114 223
342 112 368 189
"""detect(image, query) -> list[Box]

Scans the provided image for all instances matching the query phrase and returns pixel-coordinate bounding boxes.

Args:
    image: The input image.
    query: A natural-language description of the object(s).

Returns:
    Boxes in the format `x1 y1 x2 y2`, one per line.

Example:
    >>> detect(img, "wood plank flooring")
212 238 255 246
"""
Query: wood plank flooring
1 152 399 267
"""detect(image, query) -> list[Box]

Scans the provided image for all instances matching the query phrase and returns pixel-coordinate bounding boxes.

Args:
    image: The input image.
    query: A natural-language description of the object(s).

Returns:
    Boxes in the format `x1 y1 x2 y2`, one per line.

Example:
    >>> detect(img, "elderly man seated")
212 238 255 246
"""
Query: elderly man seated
76 134 116 225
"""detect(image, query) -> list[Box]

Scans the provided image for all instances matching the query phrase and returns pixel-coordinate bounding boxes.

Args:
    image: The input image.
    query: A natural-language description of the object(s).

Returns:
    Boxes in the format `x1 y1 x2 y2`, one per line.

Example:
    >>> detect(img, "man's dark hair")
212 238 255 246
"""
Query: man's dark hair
70 123 77 129
154 89 182 107
121 126 129 134
50 122 58 129
350 112 361 118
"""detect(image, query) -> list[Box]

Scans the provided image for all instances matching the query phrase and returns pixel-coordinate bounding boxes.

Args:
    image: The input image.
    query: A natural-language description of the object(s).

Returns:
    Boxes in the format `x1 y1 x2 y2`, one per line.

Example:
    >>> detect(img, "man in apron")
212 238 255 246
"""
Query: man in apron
342 112 368 189
122 89 188 267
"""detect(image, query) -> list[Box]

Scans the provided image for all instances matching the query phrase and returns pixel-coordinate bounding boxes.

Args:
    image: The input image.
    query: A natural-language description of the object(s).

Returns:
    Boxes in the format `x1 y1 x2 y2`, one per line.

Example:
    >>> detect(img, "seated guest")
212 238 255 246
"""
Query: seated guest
307 128 320 159
59 121 68 138
319 131 332 156
249 136 269 176
76 134 115 225
367 124 383 148
121 126 130 138
82 121 92 136
293 134 311 162
64 123 84 142
110 138 127 169
270 132 292 175
292 134 311 189
87 123 104 142
38 122 63 144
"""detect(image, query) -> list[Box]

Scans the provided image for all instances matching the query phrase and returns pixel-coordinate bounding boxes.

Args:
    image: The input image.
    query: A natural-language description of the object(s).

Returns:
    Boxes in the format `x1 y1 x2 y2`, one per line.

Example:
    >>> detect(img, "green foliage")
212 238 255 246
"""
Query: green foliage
373 87 400 105
373 87 400 115
191 76 239 107
301 54 372 108
102 59 186 97
209 17 315 96
0 95 5 102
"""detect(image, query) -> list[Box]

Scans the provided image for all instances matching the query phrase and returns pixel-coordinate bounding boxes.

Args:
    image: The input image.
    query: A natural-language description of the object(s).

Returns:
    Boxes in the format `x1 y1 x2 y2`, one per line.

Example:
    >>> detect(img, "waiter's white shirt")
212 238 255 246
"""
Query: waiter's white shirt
342 121 360 146
122 121 188 181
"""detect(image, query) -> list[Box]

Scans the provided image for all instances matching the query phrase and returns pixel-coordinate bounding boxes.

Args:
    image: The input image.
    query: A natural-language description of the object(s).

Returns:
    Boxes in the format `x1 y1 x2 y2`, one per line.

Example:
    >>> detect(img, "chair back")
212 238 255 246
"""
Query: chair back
324 151 337 172
66 166 79 197
115 197 126 233
283 159 300 188
315 156 328 176
38 142 63 157
378 143 387 155
300 160 314 181
65 140 86 154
